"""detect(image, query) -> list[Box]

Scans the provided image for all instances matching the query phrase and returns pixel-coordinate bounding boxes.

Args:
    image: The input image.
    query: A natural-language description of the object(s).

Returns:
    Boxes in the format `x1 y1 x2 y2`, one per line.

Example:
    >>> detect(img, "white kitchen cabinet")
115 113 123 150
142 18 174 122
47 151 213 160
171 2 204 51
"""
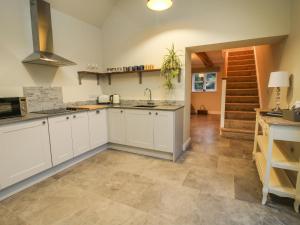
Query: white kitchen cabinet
125 109 154 149
108 108 126 144
0 119 52 190
71 112 91 157
48 115 74 166
153 111 174 152
88 109 108 149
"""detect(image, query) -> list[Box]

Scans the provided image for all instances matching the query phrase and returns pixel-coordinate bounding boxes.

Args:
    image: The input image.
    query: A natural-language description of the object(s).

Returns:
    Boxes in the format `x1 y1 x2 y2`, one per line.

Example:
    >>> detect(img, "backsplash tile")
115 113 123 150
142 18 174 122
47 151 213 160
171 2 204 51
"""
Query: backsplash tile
23 87 64 112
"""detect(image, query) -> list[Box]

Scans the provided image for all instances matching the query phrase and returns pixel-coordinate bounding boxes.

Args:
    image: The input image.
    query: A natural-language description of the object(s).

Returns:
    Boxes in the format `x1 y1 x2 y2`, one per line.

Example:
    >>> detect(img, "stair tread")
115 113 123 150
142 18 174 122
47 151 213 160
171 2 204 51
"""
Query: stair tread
221 128 255 134
226 111 256 114
227 75 257 78
225 102 259 105
228 64 256 67
227 88 258 91
226 95 259 97
225 119 256 123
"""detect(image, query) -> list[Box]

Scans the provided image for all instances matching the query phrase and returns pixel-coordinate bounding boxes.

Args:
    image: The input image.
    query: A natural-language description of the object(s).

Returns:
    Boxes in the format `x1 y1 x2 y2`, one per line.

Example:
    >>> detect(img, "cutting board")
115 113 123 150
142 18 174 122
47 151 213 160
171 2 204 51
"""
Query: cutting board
70 105 108 110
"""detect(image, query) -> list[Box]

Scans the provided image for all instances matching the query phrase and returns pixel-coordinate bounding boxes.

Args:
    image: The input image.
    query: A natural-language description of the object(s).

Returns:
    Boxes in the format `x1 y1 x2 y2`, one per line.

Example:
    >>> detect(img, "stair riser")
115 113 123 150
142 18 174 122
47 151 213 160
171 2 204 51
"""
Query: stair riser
225 120 256 130
228 59 255 66
226 96 259 103
227 82 257 89
228 50 254 56
228 55 255 61
225 104 259 111
227 70 256 76
227 76 257 82
221 130 254 140
227 65 256 71
225 112 256 120
226 89 258 96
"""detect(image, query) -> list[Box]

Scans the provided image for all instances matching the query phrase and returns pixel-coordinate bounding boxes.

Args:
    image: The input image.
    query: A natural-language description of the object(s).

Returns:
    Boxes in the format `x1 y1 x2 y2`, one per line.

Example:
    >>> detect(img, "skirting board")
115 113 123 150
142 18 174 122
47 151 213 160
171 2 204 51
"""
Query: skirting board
0 144 108 201
183 137 191 151
109 143 173 161
208 111 221 115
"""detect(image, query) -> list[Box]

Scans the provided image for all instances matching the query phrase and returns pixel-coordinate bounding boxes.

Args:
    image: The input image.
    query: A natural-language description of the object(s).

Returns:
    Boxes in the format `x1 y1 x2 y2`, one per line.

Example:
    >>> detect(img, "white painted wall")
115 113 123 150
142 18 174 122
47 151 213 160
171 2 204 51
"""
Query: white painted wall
270 0 300 109
101 0 291 142
0 0 103 103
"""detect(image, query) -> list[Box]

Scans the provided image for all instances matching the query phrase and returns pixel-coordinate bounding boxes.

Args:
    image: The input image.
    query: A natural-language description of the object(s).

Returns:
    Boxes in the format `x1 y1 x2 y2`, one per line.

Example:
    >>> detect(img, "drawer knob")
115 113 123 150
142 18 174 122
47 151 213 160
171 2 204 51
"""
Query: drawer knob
42 121 46 125
66 117 69 120
121 110 123 113
73 115 76 118
155 112 158 116
149 112 152 115
96 110 100 114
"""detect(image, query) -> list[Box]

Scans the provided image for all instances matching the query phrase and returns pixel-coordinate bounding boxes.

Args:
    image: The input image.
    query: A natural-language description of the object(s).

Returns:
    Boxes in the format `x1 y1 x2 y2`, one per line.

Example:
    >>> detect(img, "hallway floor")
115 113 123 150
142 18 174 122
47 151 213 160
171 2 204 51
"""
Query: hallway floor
1 115 300 225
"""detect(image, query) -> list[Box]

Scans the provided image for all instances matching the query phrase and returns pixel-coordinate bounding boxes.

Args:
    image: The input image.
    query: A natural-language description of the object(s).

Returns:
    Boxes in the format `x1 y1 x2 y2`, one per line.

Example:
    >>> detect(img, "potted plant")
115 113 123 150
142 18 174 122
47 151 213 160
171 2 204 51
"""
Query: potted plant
161 44 182 90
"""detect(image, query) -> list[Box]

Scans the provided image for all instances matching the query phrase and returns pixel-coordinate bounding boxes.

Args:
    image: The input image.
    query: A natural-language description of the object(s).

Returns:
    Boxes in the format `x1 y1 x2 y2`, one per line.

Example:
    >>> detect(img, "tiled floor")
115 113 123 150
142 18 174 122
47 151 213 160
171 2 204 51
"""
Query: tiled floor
1 115 300 225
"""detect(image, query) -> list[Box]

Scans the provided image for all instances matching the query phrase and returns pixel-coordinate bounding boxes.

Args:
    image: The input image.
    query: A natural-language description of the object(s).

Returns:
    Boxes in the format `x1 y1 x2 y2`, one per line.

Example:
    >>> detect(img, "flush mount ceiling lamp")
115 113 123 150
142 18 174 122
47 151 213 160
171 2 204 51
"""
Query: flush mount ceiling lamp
147 0 173 11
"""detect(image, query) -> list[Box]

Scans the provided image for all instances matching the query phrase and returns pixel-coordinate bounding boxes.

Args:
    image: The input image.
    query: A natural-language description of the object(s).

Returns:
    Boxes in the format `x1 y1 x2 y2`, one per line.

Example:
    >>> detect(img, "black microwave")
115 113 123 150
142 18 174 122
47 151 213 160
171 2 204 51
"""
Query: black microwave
0 97 28 119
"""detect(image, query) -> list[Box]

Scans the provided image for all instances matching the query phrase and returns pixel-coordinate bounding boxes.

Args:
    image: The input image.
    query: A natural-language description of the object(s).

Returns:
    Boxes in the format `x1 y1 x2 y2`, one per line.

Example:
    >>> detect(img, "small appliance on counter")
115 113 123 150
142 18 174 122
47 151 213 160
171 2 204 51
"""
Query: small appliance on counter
0 97 28 119
97 95 111 104
110 94 120 104
282 101 300 122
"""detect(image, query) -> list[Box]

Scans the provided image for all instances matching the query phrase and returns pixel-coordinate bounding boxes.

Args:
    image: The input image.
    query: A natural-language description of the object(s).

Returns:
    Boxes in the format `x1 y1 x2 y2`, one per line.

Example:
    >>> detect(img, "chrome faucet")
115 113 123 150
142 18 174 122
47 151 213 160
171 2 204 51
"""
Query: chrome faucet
144 88 154 105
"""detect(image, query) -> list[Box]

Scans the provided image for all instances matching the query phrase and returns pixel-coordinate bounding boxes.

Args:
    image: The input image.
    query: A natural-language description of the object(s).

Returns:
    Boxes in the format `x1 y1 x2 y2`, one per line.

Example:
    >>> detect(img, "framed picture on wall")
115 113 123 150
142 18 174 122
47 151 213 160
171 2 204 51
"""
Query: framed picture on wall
192 72 217 92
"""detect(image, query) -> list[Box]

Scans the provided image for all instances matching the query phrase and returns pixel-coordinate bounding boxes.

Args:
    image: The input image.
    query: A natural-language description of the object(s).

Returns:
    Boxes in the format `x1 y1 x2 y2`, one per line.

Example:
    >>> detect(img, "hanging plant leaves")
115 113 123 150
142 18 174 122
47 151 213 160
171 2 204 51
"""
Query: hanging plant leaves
161 44 182 90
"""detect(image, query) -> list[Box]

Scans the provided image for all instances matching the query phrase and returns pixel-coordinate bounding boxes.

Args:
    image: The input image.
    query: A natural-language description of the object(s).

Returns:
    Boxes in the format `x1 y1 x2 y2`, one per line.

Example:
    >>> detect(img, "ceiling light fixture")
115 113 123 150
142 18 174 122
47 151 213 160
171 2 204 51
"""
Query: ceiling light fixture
147 0 173 11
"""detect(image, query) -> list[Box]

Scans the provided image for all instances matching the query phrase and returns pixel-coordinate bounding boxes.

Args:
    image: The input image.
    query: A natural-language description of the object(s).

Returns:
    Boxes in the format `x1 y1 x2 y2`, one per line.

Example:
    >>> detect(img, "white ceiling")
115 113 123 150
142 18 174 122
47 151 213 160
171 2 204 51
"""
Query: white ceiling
47 0 118 28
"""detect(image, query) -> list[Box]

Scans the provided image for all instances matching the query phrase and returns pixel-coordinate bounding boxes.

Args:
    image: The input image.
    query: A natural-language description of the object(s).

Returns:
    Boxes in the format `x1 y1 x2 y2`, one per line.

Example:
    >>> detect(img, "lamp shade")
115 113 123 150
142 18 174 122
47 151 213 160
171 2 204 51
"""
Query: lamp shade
268 71 290 88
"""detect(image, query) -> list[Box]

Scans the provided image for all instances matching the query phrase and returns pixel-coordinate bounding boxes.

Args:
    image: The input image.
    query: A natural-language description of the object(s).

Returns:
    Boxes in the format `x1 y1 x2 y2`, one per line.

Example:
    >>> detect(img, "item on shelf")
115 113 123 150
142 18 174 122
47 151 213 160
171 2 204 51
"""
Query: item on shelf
197 105 208 115
97 95 111 104
282 109 300 122
110 94 120 104
264 111 283 117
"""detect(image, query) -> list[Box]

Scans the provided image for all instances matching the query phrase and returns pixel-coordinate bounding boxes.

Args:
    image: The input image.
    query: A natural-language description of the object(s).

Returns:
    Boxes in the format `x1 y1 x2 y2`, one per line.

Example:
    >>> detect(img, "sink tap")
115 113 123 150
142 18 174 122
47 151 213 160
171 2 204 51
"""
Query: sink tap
144 88 153 105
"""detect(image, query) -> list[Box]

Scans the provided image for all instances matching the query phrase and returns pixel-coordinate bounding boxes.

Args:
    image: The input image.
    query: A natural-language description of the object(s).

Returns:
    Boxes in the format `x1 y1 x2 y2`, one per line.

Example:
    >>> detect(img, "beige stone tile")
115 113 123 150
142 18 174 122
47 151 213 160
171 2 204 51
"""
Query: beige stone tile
140 159 190 185
217 156 256 177
88 149 155 174
131 182 200 220
177 151 218 170
0 204 28 225
183 168 235 199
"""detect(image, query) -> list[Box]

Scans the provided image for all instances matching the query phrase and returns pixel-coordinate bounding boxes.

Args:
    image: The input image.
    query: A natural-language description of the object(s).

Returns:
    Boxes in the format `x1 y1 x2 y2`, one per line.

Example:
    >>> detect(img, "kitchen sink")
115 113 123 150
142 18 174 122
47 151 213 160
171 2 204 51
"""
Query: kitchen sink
134 105 157 108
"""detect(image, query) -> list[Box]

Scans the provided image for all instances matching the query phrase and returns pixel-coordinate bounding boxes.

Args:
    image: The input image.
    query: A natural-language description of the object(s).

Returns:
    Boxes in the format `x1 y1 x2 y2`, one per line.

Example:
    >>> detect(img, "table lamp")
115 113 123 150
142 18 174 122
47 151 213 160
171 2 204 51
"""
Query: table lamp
268 71 290 111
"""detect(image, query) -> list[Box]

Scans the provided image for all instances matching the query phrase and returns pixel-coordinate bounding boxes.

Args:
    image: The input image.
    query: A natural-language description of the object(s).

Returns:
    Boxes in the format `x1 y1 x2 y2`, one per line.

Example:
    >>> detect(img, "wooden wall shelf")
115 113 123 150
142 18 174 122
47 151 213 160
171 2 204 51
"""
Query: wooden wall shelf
77 69 181 85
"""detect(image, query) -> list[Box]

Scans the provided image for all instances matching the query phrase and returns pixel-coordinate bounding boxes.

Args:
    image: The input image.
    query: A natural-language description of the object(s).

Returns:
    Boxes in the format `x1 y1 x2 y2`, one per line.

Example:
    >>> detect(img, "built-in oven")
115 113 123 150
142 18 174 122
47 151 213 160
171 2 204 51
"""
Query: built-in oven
0 97 28 119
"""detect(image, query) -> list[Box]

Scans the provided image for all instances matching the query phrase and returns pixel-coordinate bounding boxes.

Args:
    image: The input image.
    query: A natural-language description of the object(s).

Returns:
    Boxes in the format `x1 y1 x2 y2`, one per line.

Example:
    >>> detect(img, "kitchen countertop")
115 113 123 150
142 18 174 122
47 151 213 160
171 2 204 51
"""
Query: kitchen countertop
0 104 184 126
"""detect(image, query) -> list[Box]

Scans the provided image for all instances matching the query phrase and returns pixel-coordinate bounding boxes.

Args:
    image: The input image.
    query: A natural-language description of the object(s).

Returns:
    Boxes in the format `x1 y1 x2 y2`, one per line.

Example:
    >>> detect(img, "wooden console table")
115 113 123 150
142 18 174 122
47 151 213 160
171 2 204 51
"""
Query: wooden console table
253 109 300 212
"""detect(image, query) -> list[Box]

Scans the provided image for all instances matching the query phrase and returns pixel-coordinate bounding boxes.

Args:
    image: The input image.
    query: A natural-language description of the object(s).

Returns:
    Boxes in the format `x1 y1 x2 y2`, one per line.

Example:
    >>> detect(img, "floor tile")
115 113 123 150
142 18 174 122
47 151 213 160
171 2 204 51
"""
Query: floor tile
183 168 235 198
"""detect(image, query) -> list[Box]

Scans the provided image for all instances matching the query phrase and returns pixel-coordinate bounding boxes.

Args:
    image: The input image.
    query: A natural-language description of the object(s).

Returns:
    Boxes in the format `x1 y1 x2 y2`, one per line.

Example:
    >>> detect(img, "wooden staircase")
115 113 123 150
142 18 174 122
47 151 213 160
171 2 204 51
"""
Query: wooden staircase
221 49 259 140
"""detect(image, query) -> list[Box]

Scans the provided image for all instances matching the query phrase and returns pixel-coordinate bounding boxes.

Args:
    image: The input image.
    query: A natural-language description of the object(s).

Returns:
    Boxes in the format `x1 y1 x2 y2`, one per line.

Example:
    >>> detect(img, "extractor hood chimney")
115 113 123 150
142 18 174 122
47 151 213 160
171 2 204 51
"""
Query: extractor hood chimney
23 0 76 67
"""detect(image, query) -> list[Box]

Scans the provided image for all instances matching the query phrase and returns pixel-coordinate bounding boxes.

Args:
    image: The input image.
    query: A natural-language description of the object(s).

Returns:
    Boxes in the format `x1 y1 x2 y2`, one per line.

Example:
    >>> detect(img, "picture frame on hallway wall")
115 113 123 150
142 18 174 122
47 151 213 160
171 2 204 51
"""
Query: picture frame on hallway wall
192 72 217 92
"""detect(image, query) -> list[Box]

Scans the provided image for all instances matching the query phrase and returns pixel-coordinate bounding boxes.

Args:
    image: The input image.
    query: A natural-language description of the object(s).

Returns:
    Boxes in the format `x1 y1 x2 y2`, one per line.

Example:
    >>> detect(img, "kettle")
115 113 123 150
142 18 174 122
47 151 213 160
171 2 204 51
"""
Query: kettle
110 94 120 104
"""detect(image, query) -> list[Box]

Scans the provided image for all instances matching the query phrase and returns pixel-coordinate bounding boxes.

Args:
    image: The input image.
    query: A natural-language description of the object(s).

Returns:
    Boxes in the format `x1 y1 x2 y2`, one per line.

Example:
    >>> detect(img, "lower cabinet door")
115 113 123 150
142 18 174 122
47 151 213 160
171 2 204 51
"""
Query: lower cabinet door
48 115 74 166
108 109 126 144
0 119 52 189
88 109 108 149
71 112 91 157
125 109 154 149
153 111 174 152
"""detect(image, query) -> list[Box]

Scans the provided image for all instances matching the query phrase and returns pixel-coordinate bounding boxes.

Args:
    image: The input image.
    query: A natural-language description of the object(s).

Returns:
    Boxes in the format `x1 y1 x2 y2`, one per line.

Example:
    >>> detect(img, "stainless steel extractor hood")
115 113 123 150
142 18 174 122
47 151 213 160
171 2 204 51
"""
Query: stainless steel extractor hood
23 0 76 67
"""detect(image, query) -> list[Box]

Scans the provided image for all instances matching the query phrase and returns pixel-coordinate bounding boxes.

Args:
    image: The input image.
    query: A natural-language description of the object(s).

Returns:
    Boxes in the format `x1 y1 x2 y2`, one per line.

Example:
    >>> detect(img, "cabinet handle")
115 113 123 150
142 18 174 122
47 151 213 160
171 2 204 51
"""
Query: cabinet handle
155 112 158 116
42 121 46 125
149 112 152 115
96 110 100 114
120 110 123 113
66 117 69 120
73 115 76 118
